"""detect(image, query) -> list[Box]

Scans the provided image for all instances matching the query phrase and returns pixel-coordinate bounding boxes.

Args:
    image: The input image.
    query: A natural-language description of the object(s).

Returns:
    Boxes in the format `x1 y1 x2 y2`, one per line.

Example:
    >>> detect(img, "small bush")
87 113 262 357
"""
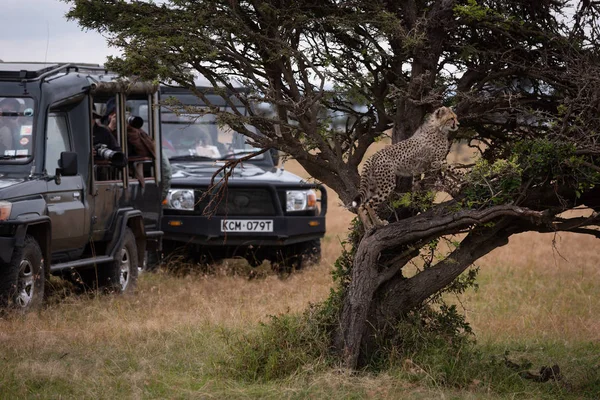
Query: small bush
218 305 334 382
376 305 477 379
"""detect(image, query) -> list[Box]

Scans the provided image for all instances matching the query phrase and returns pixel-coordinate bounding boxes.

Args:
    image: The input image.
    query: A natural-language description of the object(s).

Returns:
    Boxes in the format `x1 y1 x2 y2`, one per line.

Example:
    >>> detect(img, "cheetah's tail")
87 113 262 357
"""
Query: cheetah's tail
349 194 362 212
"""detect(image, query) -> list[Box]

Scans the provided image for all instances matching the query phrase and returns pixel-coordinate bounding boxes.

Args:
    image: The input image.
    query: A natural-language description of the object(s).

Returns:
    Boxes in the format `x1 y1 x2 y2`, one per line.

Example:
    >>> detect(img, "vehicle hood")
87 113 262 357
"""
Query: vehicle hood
0 177 24 190
170 161 308 184
0 176 45 200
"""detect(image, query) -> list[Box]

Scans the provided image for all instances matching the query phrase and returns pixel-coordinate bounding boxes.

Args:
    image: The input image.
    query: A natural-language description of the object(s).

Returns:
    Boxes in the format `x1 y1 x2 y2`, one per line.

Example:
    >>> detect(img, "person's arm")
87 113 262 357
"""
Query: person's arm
94 124 122 152
106 130 122 152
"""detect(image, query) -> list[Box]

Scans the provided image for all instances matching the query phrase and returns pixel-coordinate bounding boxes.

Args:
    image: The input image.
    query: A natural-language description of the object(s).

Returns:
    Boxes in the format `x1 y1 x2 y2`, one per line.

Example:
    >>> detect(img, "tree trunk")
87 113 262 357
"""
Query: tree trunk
334 206 545 369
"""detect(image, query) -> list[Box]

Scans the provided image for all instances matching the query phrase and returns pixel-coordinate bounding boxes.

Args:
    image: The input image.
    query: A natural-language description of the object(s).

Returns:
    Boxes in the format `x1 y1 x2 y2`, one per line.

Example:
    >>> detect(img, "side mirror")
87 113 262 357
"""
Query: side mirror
58 151 78 176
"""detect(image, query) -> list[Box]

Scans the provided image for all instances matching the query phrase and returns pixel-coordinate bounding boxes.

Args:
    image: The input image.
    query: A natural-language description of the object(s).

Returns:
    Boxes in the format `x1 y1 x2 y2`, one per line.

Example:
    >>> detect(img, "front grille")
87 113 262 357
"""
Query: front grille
195 188 277 216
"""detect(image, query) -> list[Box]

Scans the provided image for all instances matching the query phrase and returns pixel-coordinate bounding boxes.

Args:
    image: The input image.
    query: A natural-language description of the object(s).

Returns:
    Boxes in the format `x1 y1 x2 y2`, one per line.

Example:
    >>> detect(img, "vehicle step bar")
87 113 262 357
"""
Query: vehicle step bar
50 255 113 272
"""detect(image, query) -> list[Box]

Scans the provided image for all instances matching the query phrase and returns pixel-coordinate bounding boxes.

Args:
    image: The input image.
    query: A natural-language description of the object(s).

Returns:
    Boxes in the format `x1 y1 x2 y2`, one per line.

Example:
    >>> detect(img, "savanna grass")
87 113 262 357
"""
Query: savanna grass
0 153 598 398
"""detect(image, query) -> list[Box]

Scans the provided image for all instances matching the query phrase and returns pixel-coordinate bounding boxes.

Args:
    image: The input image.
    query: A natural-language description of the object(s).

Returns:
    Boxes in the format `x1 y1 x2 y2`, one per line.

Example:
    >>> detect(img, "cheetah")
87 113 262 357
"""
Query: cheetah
352 106 459 230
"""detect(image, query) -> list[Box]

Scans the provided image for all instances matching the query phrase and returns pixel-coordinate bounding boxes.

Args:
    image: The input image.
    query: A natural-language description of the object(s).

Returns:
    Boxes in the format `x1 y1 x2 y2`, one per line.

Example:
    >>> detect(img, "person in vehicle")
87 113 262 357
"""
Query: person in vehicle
104 98 160 186
104 98 155 159
93 111 121 152
0 98 20 154
194 130 221 158
92 110 124 180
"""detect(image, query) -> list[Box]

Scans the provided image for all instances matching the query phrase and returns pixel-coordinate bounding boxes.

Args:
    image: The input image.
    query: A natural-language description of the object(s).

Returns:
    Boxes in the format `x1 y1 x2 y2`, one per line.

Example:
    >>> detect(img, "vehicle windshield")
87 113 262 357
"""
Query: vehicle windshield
0 97 34 161
161 107 264 162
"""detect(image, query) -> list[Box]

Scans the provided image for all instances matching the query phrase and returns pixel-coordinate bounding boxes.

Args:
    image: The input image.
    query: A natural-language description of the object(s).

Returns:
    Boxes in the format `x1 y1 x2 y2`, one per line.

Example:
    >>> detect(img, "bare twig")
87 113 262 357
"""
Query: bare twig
196 148 270 217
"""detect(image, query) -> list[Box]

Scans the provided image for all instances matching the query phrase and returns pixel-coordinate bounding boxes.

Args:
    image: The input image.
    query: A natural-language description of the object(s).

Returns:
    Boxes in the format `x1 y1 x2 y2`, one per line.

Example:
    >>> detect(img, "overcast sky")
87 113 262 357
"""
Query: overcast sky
0 0 580 68
0 0 119 65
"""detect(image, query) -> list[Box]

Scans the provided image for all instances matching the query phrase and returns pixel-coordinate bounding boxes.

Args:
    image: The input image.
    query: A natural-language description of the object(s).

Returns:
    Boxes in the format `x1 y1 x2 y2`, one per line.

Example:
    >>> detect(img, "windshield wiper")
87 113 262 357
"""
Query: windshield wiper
0 155 29 160
219 150 262 160
169 155 215 162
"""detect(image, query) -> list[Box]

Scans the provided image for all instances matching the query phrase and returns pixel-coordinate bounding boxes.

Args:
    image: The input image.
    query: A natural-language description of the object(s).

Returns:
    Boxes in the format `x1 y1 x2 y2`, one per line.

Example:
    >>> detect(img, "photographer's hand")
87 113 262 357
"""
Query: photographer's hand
108 113 117 132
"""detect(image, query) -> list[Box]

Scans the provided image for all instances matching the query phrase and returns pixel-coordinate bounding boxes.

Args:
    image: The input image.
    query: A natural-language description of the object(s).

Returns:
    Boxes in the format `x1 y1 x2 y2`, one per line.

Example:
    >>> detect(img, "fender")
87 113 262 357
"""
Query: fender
0 216 51 271
107 208 146 266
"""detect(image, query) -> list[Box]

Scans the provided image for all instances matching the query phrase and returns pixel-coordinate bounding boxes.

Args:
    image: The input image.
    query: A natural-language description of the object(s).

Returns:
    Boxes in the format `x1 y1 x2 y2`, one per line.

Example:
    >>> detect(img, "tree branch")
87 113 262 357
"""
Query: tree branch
375 221 512 325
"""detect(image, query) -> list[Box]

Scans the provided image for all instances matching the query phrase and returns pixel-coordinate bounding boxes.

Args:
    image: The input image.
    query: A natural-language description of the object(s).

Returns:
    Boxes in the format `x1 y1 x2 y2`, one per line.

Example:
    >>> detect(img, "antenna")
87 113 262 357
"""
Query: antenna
43 20 50 66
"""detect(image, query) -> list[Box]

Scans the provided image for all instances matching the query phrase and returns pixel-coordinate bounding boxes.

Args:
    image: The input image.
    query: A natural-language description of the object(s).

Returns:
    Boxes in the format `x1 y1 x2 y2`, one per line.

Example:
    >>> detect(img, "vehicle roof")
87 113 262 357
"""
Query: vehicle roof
0 62 158 97
0 62 107 82
0 63 59 76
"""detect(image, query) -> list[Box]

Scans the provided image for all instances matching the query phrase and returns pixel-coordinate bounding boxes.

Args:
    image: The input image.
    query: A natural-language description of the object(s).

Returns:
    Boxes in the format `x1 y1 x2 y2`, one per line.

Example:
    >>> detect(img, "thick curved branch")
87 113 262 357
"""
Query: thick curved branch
336 205 546 369
358 205 547 257
376 222 512 322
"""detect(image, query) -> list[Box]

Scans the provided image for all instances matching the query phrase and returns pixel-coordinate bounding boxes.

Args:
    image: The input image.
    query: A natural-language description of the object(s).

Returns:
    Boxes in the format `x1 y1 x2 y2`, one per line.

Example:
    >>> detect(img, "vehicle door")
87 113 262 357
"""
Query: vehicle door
91 95 124 238
125 94 161 233
45 111 87 251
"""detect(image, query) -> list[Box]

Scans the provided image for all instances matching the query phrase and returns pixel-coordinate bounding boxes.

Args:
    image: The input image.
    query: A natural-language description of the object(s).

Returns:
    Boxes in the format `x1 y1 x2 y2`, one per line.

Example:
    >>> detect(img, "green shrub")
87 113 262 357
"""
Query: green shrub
218 306 334 382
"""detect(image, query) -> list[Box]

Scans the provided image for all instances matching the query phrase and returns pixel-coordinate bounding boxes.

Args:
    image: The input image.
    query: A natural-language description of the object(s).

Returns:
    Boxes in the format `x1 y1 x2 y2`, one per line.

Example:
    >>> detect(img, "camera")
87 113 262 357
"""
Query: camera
94 143 126 167
126 115 144 129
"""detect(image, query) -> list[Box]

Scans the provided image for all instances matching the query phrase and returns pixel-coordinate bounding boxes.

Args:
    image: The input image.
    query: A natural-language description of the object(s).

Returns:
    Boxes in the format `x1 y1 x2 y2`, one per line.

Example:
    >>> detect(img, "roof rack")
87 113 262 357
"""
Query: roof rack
0 62 109 83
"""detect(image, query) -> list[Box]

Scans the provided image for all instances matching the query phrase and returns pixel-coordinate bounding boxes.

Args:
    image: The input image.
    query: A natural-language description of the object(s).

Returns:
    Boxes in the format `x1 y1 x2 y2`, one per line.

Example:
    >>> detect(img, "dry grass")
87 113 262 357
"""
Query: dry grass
1 145 599 398
465 230 600 344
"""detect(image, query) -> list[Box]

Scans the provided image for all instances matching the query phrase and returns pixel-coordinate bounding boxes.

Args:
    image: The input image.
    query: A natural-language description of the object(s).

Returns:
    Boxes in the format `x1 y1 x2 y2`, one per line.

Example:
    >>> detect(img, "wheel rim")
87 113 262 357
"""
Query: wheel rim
119 247 131 290
16 259 34 308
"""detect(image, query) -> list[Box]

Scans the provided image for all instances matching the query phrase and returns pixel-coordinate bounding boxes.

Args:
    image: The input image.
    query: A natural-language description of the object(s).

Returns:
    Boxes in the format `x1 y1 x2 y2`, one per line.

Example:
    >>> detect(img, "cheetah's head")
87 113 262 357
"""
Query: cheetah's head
432 106 459 133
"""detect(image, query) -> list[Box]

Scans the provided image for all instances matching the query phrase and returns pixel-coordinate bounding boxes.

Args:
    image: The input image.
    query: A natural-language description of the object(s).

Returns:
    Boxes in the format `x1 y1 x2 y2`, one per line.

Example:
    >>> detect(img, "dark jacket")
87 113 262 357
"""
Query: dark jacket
93 123 121 152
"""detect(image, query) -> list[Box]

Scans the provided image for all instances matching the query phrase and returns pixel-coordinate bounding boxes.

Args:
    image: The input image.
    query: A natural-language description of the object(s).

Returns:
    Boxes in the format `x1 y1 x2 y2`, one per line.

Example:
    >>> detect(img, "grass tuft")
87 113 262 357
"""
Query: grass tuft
217 305 333 382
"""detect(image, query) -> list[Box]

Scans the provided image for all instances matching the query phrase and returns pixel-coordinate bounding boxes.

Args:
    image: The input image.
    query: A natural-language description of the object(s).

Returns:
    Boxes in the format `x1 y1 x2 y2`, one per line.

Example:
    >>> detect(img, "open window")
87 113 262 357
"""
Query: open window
126 94 156 185
92 96 125 182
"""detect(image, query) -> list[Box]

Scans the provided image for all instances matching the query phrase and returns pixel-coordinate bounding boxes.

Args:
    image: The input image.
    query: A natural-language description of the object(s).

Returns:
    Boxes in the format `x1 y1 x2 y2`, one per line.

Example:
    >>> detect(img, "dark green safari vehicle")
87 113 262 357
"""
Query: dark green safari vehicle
0 62 165 311
160 86 327 269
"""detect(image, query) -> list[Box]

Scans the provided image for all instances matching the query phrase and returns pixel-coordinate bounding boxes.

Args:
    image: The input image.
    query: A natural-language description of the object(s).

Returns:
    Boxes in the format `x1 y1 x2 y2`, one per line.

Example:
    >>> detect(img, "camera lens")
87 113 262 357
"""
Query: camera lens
95 144 126 167
127 115 144 129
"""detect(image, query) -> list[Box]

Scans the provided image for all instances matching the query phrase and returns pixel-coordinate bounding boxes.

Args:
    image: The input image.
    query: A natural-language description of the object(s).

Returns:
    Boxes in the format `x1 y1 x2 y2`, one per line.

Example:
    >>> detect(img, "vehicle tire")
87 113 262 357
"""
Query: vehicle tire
274 240 322 272
244 249 264 268
299 239 322 266
269 248 300 274
99 228 138 294
0 235 45 311
246 256 264 268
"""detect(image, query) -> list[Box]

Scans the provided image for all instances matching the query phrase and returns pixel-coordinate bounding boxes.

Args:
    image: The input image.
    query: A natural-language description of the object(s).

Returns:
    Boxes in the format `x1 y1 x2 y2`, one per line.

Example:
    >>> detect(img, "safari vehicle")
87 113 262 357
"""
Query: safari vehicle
160 86 327 269
0 62 164 310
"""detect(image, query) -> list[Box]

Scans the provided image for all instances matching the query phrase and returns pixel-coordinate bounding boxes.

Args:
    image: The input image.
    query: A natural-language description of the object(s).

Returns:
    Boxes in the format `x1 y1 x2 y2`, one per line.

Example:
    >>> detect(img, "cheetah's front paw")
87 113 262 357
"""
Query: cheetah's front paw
373 219 389 228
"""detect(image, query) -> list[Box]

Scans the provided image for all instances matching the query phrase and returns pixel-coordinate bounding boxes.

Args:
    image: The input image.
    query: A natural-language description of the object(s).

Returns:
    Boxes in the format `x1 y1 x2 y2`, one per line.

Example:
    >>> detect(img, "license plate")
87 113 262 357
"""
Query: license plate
221 219 273 232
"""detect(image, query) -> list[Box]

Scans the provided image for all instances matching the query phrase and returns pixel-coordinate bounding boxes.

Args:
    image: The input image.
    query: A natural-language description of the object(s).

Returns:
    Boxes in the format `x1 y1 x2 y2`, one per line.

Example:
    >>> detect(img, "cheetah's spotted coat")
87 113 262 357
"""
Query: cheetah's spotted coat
353 106 459 229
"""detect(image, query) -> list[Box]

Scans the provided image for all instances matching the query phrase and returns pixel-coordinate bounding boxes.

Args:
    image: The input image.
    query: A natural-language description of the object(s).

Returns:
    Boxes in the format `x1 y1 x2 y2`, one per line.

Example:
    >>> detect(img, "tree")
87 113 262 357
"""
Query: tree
68 0 600 369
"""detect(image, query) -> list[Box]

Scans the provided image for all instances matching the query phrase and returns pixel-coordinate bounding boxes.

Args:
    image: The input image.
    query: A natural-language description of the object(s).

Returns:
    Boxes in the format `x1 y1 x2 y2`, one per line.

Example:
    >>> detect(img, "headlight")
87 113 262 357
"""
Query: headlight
286 190 317 212
165 189 195 210
0 201 11 221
